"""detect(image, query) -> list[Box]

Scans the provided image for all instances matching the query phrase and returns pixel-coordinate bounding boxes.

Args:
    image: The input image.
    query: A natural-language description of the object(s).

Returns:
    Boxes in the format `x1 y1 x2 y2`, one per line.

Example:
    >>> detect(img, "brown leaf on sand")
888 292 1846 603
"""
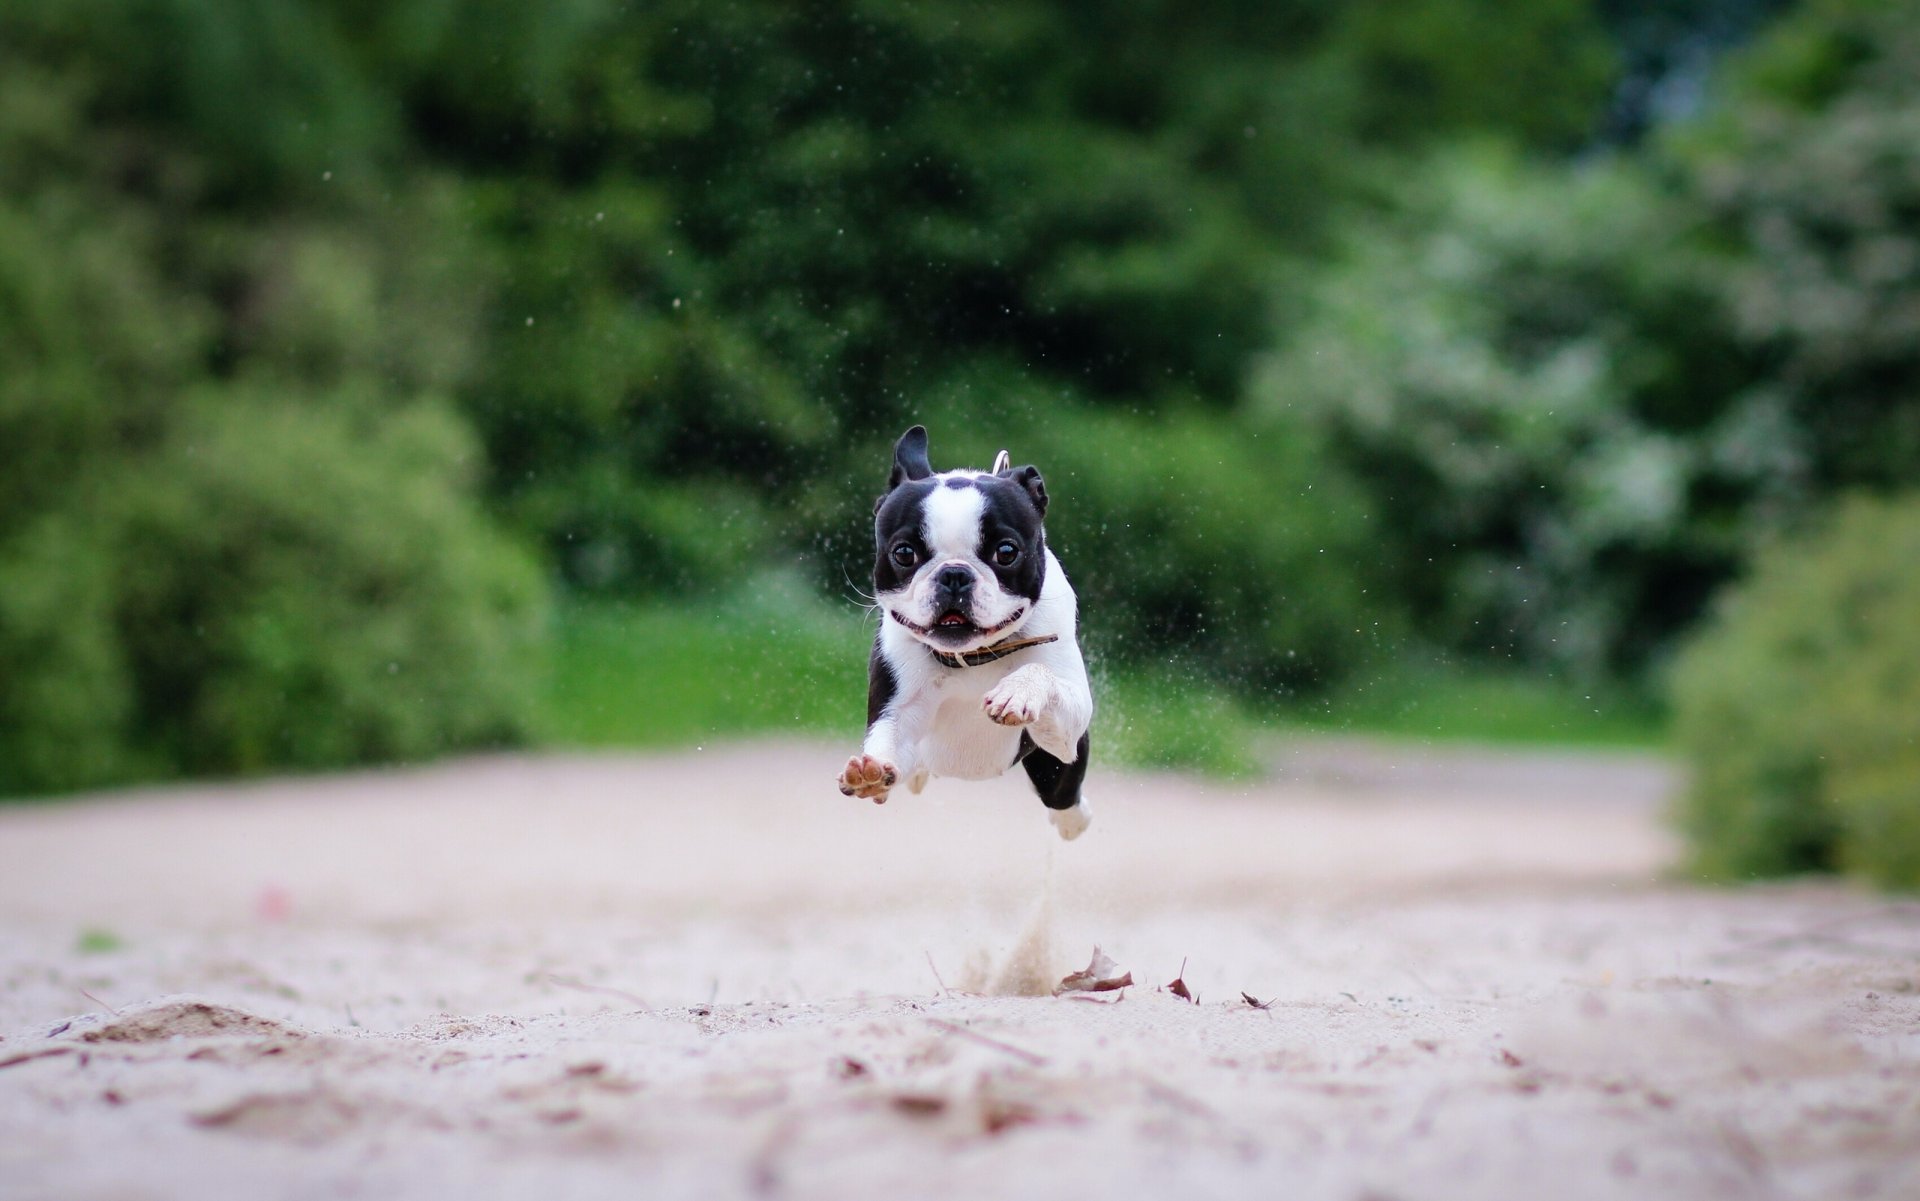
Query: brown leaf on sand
833 1056 869 1080
981 1097 1040 1135
1168 980 1194 1001
1056 947 1132 994
0 1047 75 1071
1167 957 1195 1003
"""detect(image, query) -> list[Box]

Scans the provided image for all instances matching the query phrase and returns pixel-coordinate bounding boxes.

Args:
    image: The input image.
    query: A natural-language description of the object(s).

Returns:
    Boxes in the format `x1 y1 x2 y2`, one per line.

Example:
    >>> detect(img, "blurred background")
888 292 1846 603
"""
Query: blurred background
1 0 1916 886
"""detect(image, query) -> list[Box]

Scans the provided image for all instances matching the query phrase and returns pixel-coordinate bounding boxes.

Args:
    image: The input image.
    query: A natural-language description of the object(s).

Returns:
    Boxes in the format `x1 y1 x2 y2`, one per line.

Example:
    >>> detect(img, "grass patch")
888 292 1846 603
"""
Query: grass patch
1284 663 1664 748
75 927 125 954
540 578 869 748
1095 666 1267 778
542 591 1663 773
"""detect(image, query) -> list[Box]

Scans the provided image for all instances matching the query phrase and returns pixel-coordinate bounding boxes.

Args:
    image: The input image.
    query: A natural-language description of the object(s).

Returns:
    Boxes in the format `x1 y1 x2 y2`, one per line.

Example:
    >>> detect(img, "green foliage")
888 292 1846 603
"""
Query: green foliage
0 516 136 792
1677 0 1920 492
1096 670 1266 778
4 0 1629 610
1301 660 1662 747
1334 0 1616 148
1249 0 1920 695
1671 495 1920 887
109 396 548 776
1031 408 1397 695
541 578 866 749
1832 748 1920 892
0 396 548 795
1715 0 1901 110
0 13 552 796
1255 148 1759 679
1657 1 1920 888
75 928 126 954
3 0 1914 798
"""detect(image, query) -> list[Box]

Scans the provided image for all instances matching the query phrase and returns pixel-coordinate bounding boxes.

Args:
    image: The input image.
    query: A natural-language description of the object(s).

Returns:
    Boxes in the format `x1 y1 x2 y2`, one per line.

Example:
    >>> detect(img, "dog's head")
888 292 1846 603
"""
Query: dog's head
872 425 1049 654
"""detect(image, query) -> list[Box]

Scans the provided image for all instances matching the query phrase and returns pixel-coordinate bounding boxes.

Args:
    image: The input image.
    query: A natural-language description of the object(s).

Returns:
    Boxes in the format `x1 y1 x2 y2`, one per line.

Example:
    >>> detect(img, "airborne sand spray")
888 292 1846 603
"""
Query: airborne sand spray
957 842 1061 996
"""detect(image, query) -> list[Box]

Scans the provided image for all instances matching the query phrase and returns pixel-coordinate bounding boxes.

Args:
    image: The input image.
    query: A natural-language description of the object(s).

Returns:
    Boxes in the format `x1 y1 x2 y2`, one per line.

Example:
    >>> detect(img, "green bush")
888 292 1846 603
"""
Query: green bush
0 514 137 792
1671 494 1920 888
0 395 549 796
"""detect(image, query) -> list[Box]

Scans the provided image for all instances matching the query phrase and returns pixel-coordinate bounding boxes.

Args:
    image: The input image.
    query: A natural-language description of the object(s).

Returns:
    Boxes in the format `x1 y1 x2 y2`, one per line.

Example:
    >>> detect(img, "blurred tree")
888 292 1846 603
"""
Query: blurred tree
1677 0 1920 491
1250 148 1762 678
1251 0 1920 682
1595 0 1792 141
328 0 1619 595
1335 0 1616 148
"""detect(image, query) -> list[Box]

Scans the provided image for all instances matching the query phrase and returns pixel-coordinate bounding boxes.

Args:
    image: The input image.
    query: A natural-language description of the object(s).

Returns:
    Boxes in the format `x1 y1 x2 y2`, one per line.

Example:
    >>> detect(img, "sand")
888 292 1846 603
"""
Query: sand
1 740 1917 1200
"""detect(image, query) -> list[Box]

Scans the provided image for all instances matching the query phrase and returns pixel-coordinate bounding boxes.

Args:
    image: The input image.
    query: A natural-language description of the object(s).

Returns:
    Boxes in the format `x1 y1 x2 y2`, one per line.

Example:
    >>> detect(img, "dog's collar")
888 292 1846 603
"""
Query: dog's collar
930 632 1059 669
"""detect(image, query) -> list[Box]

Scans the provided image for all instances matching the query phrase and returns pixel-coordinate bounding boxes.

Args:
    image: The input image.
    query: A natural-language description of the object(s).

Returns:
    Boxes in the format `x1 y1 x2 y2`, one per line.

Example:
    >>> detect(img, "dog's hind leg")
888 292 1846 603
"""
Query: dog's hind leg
1017 730 1091 840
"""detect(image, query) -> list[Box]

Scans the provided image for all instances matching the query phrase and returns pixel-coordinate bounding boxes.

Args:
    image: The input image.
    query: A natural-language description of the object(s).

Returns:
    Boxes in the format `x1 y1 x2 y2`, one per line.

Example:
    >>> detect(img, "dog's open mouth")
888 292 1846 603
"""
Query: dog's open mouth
890 605 1028 648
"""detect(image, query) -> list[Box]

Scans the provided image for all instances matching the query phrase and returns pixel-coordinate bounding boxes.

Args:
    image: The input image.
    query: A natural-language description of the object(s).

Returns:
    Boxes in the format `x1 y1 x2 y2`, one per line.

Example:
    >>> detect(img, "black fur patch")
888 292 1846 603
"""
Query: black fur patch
872 479 937 596
973 476 1047 603
1016 730 1091 810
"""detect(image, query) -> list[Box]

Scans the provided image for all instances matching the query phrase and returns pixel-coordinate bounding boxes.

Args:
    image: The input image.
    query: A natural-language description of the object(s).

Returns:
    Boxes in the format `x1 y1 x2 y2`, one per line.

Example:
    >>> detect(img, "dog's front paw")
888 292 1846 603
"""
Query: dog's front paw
982 672 1049 727
837 754 897 804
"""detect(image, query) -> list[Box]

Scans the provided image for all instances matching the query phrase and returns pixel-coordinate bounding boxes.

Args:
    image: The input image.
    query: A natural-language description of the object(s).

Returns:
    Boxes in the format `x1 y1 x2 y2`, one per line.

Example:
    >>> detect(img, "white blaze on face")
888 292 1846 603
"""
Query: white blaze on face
922 478 985 561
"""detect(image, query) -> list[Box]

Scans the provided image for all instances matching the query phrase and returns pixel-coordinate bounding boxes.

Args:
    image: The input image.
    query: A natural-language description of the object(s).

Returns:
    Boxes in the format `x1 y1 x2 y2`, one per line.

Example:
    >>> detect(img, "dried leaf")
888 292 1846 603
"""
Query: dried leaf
1056 947 1133 994
1498 1048 1524 1068
980 1098 1039 1135
0 1047 74 1071
1167 957 1195 1003
890 1094 948 1117
1241 992 1274 1011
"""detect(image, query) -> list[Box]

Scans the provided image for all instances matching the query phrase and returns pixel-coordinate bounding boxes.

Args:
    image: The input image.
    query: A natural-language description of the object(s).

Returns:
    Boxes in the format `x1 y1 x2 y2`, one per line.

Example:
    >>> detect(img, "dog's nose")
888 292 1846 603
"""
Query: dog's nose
935 565 974 596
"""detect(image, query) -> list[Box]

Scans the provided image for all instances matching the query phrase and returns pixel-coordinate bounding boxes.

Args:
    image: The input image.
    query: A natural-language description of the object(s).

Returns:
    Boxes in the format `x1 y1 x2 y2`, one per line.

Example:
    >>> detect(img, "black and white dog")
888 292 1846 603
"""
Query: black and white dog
837 426 1096 839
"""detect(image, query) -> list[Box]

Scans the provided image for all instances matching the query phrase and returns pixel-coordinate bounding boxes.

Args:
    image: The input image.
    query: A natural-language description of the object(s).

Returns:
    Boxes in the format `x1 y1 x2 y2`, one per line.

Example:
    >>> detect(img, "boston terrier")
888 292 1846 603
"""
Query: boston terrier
837 426 1095 840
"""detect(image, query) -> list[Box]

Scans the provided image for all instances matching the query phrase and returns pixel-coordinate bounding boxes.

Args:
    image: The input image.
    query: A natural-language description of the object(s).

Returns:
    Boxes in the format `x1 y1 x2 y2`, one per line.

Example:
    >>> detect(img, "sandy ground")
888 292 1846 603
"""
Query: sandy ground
2 740 1917 1201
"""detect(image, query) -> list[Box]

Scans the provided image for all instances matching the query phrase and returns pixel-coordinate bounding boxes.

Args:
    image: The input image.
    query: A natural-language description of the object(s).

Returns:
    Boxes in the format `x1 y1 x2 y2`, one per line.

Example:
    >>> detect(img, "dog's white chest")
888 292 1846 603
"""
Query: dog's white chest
919 674 1026 781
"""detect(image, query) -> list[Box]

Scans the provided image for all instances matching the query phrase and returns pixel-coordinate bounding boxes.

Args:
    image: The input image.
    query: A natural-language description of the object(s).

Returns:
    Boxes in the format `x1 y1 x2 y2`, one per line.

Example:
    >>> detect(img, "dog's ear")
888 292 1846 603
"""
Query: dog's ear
889 425 933 489
998 462 1048 518
876 425 934 513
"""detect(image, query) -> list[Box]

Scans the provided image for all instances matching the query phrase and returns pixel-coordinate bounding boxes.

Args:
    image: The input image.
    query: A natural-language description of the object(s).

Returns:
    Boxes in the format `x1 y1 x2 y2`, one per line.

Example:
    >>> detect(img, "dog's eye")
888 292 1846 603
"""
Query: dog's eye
993 540 1020 566
891 543 918 568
